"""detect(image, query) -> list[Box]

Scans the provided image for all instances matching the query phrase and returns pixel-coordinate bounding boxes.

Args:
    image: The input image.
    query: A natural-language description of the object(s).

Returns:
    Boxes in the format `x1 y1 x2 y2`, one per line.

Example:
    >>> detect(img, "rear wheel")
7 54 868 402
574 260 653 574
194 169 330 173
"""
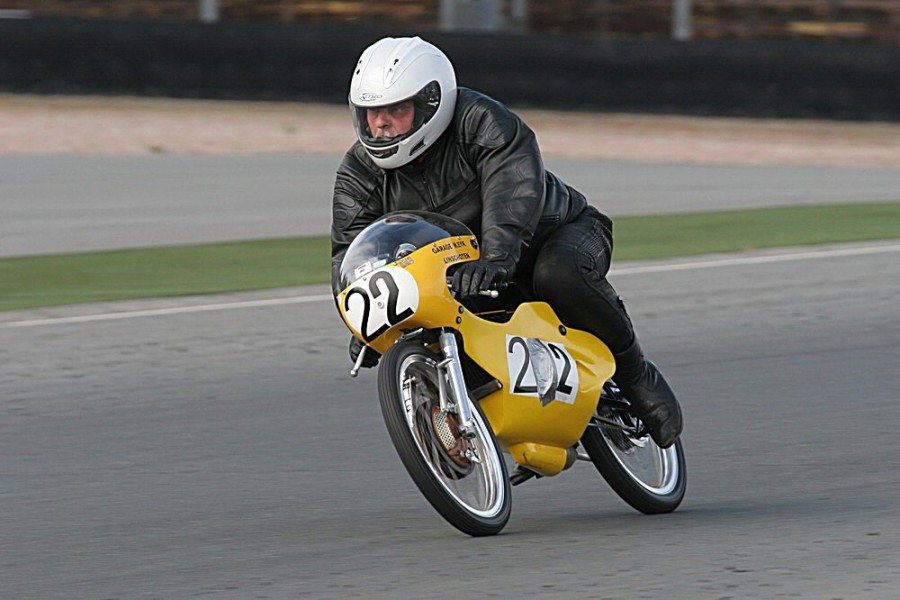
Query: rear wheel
378 341 511 536
580 381 686 514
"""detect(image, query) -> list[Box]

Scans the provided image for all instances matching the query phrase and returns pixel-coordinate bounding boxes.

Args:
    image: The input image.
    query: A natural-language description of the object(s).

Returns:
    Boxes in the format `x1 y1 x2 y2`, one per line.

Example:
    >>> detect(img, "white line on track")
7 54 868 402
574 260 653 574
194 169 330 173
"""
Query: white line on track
4 242 900 329
609 242 900 275
1 295 334 329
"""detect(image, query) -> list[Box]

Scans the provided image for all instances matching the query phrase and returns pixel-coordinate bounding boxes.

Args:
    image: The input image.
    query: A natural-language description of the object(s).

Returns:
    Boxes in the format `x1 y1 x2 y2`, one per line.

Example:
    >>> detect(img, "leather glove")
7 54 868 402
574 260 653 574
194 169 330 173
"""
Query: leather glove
349 336 380 368
450 261 509 300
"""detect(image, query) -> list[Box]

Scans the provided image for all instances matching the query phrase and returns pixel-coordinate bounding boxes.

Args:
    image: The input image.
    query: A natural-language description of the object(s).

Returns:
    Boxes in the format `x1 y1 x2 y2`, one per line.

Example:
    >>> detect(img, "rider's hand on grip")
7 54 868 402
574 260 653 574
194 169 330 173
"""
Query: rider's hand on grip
349 336 380 368
450 261 509 300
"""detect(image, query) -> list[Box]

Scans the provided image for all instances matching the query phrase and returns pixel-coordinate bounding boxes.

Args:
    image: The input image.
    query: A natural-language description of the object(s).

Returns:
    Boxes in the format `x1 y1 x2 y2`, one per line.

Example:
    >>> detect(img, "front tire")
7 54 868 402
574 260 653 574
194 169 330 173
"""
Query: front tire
378 341 511 536
581 381 686 514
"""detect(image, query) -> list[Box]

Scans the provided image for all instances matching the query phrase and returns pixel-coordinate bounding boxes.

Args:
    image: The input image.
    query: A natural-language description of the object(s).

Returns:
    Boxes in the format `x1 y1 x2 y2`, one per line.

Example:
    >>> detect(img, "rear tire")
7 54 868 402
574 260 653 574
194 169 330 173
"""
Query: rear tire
378 341 511 536
581 382 686 514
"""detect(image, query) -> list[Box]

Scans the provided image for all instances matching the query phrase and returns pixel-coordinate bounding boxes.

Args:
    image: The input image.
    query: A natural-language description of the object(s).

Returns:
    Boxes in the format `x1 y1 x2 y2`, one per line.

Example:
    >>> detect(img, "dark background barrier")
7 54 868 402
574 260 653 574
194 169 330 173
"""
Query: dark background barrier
2 17 898 120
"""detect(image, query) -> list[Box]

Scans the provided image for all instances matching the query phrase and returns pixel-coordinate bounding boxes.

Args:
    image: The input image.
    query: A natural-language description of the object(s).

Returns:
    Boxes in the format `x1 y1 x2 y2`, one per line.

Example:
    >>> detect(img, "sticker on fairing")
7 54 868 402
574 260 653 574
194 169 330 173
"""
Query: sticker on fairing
342 266 419 342
353 258 388 281
505 335 579 405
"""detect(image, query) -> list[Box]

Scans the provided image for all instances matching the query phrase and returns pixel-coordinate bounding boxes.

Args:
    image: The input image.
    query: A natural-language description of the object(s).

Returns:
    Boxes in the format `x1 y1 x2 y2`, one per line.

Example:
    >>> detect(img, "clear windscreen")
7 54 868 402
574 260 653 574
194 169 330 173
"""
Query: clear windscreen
339 211 473 290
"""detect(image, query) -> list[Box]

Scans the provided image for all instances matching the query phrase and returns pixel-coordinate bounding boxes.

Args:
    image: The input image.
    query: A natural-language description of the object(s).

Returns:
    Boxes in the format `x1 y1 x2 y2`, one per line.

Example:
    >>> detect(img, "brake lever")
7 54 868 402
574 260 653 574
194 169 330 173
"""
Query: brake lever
446 278 505 300
479 280 508 299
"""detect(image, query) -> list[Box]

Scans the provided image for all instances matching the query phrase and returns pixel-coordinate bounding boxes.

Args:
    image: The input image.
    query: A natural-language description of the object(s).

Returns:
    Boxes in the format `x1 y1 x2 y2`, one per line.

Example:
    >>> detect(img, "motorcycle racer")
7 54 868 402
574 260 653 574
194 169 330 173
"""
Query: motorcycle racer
331 36 682 448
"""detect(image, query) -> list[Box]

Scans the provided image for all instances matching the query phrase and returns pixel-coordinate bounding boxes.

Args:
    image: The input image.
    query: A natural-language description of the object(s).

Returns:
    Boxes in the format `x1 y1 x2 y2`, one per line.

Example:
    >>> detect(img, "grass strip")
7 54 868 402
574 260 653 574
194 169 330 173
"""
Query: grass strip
611 201 900 260
1 236 330 311
2 202 899 311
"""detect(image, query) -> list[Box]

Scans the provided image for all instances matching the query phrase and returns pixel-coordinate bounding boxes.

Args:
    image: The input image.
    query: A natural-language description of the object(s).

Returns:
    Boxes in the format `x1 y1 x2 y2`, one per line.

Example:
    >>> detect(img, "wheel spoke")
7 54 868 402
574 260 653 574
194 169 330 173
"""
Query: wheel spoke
598 407 679 494
583 382 685 502
398 354 507 518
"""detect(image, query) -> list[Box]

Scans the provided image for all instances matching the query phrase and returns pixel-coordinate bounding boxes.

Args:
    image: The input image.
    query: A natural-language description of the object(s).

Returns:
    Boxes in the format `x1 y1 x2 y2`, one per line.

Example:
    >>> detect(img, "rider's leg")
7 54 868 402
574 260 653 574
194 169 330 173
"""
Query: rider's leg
529 210 683 448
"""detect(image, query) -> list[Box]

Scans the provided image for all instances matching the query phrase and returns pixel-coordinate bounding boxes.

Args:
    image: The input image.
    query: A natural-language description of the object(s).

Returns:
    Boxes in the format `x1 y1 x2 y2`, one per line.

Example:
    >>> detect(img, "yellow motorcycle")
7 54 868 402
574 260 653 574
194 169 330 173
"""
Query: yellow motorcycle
336 211 685 536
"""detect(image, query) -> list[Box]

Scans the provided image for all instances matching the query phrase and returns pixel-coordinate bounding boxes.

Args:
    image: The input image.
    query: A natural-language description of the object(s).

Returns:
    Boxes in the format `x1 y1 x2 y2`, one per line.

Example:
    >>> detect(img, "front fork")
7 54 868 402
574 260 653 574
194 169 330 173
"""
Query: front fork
350 329 477 438
437 330 477 439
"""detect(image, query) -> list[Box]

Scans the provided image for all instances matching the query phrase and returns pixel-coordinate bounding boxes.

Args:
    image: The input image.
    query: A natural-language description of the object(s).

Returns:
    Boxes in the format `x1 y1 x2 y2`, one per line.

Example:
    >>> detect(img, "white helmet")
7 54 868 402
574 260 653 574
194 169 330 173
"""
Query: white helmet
349 37 458 169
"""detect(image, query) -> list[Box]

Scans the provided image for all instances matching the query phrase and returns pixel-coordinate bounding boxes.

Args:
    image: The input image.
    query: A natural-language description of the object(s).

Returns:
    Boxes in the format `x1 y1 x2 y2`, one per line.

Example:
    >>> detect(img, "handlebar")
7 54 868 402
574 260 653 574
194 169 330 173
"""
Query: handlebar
445 278 508 299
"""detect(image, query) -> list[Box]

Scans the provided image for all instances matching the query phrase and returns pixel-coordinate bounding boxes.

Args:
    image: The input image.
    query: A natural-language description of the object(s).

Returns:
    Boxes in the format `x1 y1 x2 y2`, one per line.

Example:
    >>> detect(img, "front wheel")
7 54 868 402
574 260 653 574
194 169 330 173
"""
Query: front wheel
580 381 686 514
378 341 511 536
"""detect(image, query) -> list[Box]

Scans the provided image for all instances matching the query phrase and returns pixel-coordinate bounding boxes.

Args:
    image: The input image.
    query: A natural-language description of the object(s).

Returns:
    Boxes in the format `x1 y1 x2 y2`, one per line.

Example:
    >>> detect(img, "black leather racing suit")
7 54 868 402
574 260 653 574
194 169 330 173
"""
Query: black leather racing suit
331 87 635 352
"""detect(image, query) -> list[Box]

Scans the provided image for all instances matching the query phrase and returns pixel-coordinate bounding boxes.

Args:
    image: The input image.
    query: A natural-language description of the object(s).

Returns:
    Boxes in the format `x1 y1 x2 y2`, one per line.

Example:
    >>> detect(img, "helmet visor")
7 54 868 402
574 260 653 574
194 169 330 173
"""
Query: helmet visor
351 81 442 155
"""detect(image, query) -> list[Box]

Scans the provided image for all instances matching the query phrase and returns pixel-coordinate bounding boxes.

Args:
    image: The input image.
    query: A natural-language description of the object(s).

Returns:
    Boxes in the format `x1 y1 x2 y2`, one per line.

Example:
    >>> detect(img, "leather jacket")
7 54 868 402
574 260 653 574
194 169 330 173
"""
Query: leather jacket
331 87 597 294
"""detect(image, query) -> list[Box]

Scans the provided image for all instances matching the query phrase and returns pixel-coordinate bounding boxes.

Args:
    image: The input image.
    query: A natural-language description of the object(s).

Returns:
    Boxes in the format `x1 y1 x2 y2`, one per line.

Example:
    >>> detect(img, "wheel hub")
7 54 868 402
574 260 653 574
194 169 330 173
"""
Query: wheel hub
431 406 472 469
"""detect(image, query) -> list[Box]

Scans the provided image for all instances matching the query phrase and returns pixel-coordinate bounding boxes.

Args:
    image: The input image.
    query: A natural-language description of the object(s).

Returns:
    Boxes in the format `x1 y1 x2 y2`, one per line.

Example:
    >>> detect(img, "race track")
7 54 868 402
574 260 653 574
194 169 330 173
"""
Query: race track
3 238 899 598
4 154 900 256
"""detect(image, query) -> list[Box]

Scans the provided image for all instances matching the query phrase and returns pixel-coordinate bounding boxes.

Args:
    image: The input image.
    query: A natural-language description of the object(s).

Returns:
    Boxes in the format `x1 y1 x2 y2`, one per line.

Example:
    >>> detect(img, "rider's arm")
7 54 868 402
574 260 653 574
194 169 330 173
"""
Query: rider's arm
457 94 546 278
331 145 384 295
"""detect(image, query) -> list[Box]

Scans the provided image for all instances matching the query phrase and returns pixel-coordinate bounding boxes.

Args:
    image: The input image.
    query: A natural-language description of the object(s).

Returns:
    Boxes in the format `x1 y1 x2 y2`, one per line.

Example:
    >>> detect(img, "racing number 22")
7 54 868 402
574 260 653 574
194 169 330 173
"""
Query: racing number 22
507 336 574 398
344 271 414 342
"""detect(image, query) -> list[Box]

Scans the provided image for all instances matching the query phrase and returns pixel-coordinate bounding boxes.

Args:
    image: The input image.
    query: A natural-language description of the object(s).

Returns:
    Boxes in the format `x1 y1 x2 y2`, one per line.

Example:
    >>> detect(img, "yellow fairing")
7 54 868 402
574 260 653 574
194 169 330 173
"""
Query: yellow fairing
336 235 479 355
459 303 615 476
336 234 616 478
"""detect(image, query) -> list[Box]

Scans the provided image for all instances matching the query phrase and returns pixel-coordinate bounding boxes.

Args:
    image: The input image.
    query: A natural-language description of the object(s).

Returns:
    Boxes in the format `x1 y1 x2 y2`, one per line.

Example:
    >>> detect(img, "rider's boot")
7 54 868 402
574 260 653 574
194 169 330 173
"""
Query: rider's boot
612 337 683 448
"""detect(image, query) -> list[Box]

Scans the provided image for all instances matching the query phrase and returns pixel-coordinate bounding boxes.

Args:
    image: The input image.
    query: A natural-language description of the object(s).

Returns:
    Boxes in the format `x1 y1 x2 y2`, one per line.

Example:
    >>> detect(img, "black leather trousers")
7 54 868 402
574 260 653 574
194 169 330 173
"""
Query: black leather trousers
523 207 636 354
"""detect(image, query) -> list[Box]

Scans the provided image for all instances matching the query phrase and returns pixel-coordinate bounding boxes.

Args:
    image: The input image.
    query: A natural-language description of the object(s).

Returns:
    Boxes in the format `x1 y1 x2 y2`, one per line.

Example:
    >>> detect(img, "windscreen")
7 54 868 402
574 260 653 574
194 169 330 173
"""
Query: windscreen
339 211 473 290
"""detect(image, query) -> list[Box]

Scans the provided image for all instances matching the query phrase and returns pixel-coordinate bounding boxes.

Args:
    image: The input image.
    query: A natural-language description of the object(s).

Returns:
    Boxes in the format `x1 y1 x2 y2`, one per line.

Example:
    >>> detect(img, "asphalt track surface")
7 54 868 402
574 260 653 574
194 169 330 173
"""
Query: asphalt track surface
3 156 900 599
4 154 900 256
